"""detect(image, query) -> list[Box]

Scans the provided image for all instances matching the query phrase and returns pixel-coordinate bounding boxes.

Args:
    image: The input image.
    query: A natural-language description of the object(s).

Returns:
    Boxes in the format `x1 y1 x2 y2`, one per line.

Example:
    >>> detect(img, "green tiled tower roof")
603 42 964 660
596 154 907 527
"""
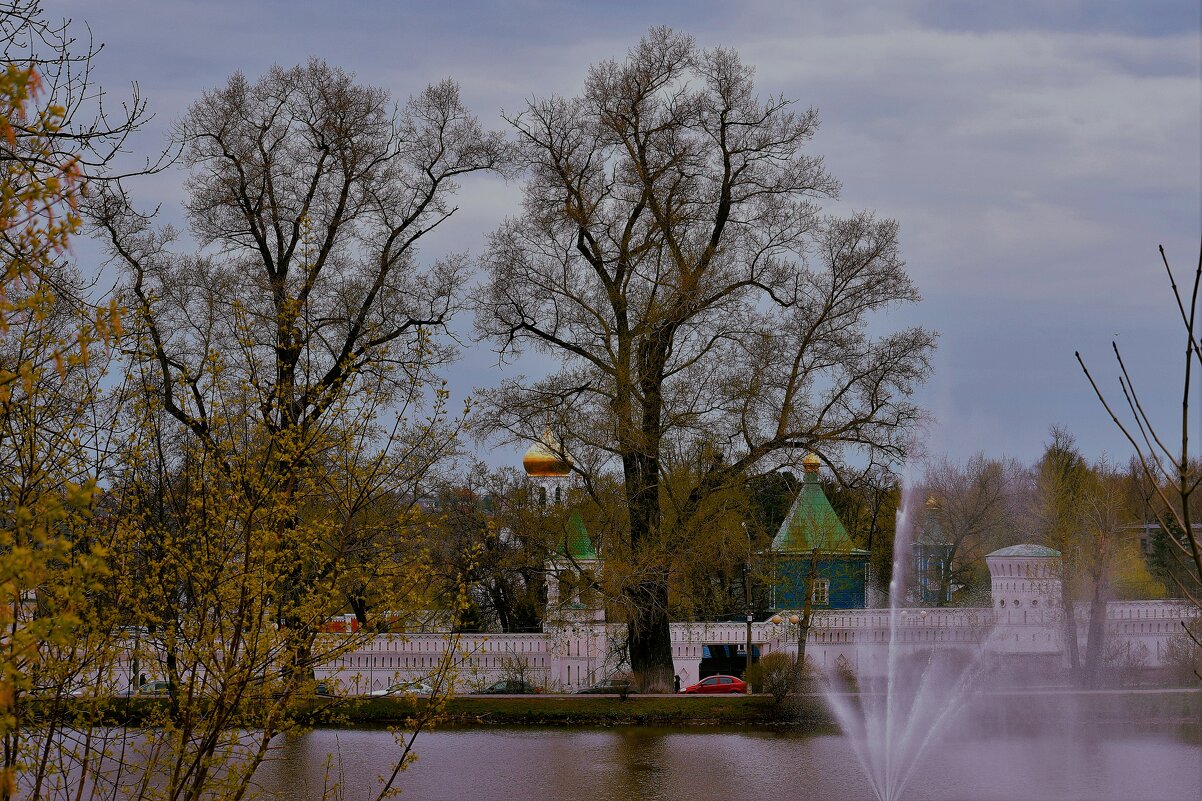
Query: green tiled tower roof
770 461 866 554
560 510 597 560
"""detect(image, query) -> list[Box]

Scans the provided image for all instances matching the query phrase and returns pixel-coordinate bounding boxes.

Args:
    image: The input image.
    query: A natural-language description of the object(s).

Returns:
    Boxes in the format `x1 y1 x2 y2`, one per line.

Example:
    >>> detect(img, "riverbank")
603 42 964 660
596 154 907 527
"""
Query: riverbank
37 692 822 729
60 687 1202 731
339 694 829 728
300 687 1202 729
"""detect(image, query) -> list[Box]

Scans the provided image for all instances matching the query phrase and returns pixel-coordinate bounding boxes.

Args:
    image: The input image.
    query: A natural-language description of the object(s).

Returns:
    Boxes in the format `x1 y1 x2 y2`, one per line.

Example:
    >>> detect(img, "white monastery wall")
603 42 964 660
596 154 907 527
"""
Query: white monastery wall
316 566 1198 691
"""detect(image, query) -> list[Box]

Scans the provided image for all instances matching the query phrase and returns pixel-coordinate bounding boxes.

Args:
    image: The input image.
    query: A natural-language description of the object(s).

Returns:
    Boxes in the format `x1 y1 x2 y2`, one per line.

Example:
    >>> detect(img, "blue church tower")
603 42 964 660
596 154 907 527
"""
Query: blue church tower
770 453 869 610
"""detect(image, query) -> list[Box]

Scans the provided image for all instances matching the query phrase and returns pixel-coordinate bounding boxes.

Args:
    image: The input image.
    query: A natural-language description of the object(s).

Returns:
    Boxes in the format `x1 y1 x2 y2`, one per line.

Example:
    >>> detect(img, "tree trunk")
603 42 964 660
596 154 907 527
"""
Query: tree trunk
1082 582 1108 688
349 594 368 628
1059 568 1082 682
621 345 677 691
623 459 675 689
796 548 820 689
627 584 674 690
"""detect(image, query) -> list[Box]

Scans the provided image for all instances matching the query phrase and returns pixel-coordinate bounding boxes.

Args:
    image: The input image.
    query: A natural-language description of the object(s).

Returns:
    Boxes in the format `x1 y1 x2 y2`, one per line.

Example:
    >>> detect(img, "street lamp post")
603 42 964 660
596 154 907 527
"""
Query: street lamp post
743 560 754 678
745 611 754 677
770 612 806 689
770 613 804 659
742 522 753 678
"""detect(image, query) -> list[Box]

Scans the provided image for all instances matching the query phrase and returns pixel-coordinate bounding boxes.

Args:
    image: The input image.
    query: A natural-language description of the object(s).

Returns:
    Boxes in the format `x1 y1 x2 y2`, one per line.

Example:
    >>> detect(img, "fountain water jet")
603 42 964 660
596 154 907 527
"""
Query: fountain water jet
821 488 998 801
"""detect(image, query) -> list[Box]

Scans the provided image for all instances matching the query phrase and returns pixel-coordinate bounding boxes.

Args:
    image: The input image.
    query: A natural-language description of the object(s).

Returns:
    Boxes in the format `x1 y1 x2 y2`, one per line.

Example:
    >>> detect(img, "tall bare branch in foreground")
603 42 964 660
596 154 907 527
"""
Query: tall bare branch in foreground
1077 241 1202 670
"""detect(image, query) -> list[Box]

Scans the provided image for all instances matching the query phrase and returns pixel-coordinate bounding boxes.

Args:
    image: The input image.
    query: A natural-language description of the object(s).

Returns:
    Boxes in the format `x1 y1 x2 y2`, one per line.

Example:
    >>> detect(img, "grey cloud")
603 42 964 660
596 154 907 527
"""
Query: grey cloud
51 0 1201 469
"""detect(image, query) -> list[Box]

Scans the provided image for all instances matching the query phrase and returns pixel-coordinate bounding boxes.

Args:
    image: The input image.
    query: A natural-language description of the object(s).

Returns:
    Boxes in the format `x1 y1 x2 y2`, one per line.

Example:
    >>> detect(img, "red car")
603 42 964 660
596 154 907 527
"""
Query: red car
681 675 747 694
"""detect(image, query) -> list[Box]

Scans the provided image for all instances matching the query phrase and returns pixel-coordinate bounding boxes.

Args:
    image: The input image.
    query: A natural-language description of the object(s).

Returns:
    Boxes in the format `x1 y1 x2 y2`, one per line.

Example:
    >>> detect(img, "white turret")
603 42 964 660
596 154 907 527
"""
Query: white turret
985 544 1062 658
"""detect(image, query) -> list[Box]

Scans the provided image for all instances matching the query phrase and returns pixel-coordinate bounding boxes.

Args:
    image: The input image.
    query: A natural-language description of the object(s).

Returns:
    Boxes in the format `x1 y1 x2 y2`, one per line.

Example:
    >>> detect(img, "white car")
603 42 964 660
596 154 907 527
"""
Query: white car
369 681 434 697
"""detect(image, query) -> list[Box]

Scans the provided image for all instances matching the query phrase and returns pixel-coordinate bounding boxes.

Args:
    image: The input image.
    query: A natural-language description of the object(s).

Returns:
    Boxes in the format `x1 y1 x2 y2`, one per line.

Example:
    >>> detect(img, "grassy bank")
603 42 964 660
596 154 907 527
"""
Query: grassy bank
52 693 828 729
312 694 832 728
50 688 1202 731
322 688 1202 729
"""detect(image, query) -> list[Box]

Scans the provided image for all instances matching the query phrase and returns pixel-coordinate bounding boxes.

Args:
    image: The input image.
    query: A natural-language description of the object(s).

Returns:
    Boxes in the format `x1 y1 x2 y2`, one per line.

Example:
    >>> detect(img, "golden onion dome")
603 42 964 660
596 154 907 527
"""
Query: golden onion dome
802 452 822 473
522 427 572 477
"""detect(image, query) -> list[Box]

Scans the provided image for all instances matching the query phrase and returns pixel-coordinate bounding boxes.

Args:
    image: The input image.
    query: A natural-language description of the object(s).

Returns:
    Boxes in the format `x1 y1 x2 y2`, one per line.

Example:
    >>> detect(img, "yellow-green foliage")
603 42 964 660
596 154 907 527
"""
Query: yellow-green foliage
0 56 459 801
0 62 121 800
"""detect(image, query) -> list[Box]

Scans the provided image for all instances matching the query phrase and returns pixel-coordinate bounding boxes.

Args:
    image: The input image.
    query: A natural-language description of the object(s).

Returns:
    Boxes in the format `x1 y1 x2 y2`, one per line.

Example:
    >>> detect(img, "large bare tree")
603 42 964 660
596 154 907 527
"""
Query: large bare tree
95 60 507 451
92 56 510 640
473 29 934 687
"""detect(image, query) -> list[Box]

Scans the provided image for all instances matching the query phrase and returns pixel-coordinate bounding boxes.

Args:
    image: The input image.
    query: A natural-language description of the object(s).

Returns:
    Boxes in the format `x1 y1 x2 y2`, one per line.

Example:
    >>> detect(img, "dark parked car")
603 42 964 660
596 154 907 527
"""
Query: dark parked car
681 675 747 694
474 679 542 694
574 680 636 695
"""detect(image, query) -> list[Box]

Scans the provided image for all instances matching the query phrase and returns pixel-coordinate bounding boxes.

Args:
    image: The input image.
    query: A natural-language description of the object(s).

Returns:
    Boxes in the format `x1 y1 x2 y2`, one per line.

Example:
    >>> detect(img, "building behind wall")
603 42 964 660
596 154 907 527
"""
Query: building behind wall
769 453 869 611
309 443 1199 692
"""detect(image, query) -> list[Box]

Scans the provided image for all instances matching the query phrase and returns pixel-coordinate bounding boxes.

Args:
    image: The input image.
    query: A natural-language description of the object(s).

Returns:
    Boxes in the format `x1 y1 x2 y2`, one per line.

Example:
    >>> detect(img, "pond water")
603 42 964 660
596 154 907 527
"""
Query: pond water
257 717 1202 801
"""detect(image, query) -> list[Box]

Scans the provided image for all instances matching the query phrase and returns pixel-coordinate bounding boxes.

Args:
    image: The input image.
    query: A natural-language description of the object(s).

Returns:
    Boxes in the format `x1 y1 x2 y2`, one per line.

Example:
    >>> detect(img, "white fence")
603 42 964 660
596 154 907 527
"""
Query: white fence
315 599 1199 691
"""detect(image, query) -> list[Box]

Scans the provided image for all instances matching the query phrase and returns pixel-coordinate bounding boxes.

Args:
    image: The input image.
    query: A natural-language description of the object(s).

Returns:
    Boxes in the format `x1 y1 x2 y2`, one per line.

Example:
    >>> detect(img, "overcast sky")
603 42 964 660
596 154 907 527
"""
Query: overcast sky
56 0 1201 471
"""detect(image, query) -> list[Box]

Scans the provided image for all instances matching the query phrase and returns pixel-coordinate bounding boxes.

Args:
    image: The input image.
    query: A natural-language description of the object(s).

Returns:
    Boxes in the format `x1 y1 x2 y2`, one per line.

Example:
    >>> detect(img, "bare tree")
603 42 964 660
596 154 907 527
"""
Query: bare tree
823 460 900 603
0 0 155 498
94 60 507 455
472 28 934 688
0 0 160 183
1077 242 1202 664
919 453 1024 606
